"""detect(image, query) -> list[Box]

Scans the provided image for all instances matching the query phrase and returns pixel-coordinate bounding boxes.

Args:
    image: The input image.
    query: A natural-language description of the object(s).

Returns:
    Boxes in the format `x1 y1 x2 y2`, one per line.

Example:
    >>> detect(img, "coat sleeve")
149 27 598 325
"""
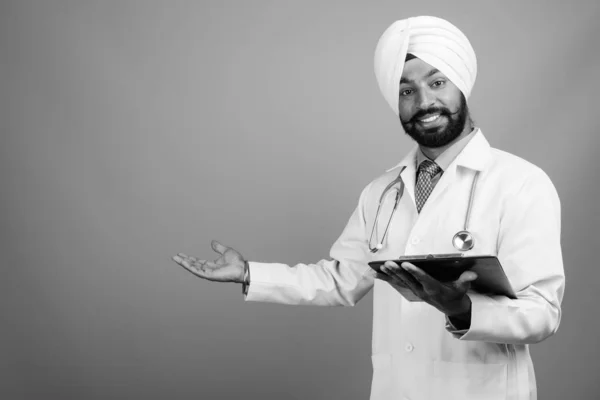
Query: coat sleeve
243 183 377 306
448 168 565 344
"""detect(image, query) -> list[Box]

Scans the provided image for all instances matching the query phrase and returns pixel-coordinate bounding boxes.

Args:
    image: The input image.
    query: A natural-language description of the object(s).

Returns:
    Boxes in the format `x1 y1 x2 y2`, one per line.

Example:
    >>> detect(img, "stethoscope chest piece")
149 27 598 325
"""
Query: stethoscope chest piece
452 230 474 252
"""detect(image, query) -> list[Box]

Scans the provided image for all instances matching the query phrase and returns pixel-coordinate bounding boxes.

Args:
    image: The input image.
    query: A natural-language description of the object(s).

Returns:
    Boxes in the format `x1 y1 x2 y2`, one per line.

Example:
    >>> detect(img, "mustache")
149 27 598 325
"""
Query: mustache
410 107 459 123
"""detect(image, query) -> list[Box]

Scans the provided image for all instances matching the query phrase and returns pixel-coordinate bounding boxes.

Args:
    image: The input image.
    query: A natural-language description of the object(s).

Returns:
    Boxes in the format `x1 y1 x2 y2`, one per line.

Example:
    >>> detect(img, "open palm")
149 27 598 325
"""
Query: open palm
172 240 246 283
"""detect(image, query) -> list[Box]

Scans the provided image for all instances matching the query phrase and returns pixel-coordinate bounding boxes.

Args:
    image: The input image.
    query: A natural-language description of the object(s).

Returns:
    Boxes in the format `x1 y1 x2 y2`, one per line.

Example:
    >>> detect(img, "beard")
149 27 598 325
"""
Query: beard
400 94 469 148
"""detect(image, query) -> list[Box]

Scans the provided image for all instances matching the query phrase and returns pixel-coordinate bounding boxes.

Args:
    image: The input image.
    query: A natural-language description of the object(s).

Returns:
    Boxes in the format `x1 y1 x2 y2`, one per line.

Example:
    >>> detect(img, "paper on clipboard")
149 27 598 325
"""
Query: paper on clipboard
369 254 516 302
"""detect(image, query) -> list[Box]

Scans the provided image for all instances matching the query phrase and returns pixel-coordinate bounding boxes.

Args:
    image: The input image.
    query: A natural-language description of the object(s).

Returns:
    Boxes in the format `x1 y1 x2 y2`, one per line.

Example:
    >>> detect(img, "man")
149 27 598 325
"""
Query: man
172 16 564 400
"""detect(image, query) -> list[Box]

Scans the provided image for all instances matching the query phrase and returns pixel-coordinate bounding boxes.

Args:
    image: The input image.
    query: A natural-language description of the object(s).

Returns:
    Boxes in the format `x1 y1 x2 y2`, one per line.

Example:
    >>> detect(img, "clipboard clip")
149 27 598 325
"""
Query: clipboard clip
398 253 464 260
427 253 464 259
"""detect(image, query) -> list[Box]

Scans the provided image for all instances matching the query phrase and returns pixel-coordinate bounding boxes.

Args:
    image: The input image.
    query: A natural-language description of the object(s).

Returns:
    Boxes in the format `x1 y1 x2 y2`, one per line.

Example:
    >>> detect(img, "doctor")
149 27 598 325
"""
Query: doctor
172 16 564 400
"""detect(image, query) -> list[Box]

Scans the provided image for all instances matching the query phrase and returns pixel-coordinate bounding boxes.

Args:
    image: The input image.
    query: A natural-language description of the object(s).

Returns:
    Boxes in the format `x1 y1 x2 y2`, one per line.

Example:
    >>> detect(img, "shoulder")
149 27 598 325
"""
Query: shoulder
486 147 560 201
488 147 548 178
489 147 539 173
369 165 404 191
355 166 404 207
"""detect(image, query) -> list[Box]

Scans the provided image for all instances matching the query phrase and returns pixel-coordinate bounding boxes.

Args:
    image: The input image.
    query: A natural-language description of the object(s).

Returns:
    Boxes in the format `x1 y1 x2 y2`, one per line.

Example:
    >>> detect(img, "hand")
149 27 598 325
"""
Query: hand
172 240 246 283
376 261 477 317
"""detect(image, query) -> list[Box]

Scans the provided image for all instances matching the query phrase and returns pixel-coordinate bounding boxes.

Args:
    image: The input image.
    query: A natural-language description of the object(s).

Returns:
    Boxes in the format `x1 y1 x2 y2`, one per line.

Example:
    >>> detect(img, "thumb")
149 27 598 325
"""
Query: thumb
455 271 478 292
211 240 228 255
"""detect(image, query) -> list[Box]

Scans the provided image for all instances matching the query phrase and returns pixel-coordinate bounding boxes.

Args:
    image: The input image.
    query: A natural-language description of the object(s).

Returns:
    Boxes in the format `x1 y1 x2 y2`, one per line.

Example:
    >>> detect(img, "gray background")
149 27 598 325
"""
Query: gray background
1 1 599 399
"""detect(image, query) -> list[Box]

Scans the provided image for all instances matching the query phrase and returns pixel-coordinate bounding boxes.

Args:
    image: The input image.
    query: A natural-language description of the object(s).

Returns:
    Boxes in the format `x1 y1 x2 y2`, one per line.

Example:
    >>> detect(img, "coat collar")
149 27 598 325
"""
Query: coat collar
386 128 491 173
453 128 491 172
384 129 492 207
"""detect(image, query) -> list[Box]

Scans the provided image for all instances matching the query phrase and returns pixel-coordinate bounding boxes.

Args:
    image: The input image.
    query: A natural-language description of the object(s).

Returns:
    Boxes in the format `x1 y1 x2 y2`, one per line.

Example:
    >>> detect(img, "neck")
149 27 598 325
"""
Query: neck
419 120 474 160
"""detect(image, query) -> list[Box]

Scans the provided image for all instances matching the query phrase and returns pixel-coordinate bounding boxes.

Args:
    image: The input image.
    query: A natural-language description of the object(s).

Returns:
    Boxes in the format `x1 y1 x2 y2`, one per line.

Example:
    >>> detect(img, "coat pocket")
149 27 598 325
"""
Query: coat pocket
432 360 507 400
370 354 394 400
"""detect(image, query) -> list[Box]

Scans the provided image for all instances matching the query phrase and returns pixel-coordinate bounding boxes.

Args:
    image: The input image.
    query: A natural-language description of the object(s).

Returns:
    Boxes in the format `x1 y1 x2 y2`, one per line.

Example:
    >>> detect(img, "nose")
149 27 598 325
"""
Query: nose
415 87 435 111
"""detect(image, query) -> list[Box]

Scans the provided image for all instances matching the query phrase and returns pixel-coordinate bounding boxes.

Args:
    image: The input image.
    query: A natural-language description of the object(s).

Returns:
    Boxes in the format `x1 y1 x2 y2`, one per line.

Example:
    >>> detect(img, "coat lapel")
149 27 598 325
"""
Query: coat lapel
387 146 419 206
385 130 492 214
424 130 492 209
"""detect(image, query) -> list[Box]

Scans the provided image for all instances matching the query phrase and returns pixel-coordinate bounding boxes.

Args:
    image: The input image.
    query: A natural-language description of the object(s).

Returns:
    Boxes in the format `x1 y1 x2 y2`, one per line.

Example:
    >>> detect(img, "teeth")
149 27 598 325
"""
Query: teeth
420 114 440 123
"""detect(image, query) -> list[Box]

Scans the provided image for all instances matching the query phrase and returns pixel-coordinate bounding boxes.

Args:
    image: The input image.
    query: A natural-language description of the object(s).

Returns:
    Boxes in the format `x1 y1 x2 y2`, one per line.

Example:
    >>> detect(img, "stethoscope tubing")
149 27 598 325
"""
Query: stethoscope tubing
463 170 479 232
368 167 480 253
368 170 405 253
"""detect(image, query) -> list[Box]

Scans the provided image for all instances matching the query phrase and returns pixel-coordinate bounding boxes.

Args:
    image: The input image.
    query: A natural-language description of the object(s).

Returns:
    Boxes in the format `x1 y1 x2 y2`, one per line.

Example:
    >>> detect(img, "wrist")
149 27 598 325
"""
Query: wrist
446 296 472 330
241 260 250 295
446 295 471 318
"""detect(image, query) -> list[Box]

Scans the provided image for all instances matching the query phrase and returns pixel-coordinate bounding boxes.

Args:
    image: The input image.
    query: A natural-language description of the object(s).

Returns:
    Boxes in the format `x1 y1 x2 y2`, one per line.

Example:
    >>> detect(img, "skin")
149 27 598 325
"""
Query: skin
172 57 477 325
398 57 473 159
173 240 246 283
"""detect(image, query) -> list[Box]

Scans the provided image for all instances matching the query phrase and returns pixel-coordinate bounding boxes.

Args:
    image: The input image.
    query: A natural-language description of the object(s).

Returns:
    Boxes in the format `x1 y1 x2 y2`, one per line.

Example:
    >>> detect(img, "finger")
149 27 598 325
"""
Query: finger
172 256 202 275
375 272 391 281
401 262 451 297
380 261 399 277
378 267 409 289
211 240 228 255
177 253 200 263
386 262 420 286
381 261 402 276
401 262 439 286
173 255 186 264
383 262 420 290
173 256 221 280
454 271 478 292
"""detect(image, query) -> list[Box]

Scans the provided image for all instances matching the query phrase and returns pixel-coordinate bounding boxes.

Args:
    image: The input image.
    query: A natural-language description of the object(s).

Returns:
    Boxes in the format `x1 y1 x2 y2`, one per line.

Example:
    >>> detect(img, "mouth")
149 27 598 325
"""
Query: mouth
414 113 446 128
418 113 441 123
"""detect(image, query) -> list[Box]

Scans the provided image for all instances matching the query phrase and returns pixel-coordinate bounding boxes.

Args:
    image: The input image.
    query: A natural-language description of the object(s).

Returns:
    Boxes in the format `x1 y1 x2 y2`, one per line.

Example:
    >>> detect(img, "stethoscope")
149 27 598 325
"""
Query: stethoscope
368 166 480 253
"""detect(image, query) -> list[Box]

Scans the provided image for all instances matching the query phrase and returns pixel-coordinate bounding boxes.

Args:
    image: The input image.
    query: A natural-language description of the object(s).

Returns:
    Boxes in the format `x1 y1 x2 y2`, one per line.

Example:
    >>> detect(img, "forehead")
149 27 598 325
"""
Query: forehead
401 57 446 83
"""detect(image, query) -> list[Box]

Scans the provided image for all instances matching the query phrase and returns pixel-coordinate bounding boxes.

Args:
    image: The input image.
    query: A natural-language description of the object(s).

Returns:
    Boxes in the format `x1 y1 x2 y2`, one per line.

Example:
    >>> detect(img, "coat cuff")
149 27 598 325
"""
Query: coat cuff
450 292 510 341
243 261 297 302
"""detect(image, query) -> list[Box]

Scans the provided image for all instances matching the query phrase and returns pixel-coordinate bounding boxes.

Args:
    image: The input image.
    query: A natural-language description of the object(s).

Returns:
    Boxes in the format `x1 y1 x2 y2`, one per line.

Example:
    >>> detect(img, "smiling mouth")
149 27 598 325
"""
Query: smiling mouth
418 114 441 123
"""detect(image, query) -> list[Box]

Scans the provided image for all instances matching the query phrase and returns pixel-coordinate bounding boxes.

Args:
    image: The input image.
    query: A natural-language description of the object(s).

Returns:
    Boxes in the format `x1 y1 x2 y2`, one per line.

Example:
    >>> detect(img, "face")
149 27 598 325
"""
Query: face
398 57 469 148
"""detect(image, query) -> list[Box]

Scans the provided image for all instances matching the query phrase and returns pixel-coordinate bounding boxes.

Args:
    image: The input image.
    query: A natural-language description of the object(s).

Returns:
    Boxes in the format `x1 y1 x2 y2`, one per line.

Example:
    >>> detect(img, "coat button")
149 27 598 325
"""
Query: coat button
405 343 414 352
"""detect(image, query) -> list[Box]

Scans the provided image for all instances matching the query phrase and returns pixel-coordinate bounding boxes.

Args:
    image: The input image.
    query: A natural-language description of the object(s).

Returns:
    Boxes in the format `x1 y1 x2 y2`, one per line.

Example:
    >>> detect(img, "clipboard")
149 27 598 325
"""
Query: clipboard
368 254 516 301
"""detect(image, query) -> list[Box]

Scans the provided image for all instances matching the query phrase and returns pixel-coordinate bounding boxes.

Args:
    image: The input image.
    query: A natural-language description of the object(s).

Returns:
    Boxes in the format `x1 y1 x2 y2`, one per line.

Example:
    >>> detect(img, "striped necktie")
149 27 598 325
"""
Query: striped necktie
415 159 441 213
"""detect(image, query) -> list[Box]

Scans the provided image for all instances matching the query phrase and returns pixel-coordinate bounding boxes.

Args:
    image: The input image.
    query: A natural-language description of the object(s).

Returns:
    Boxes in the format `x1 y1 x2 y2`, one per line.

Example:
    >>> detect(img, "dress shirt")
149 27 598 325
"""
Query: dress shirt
415 128 478 187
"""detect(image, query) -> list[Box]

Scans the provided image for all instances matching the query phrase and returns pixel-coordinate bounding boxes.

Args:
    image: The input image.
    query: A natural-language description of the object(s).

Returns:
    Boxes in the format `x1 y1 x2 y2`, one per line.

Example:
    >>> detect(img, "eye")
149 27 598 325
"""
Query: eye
431 80 445 88
400 88 414 96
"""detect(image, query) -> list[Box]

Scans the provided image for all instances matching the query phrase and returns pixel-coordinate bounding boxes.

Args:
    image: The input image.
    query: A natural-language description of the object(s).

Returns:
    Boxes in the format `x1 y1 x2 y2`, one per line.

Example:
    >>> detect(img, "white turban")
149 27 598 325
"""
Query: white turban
374 16 477 116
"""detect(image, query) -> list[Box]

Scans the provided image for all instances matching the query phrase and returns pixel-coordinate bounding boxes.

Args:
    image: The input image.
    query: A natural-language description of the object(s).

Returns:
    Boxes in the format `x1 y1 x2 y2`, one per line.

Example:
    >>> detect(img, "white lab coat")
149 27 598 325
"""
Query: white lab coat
245 130 564 400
